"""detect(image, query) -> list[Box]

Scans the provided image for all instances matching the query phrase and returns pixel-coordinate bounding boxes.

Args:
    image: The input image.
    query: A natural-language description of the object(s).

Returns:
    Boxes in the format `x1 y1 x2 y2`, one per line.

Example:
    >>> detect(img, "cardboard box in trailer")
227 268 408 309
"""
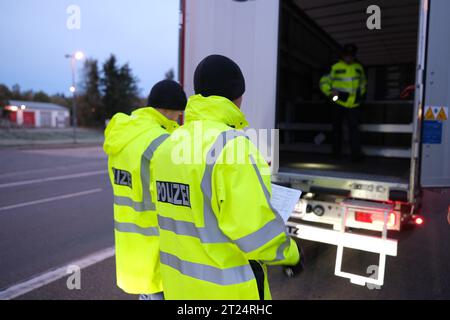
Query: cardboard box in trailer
179 0 450 288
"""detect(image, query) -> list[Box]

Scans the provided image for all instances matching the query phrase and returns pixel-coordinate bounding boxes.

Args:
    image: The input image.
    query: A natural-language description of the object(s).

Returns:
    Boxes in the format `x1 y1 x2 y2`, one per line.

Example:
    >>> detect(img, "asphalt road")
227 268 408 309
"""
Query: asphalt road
0 146 449 300
0 146 114 291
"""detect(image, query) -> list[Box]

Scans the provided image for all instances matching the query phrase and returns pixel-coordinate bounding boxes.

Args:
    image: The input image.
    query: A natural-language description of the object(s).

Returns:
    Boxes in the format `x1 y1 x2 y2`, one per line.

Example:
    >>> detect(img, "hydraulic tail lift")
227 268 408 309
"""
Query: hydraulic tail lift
286 199 397 287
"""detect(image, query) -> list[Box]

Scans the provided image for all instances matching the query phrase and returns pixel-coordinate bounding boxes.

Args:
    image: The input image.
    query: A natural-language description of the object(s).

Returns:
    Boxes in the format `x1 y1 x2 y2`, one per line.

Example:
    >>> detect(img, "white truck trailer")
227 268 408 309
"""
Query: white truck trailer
179 0 450 288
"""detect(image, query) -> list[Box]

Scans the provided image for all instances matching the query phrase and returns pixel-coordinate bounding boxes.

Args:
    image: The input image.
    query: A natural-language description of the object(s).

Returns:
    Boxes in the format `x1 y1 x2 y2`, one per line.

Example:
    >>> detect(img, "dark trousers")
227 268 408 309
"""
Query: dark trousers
331 105 362 157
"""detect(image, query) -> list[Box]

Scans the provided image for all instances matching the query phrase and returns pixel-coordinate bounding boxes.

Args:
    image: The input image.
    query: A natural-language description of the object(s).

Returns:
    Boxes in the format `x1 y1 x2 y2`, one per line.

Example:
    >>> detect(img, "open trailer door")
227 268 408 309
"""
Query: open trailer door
420 0 450 187
182 0 280 131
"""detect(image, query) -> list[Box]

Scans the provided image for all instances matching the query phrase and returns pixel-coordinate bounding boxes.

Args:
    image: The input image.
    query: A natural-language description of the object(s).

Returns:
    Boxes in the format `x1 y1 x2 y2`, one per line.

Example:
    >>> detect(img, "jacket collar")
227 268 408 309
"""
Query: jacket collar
133 107 179 133
184 94 248 130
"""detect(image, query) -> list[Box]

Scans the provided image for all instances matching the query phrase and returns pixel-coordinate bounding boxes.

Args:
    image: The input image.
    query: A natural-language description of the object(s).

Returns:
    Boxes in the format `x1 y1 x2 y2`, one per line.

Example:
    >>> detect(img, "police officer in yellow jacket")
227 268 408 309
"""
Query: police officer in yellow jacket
320 44 367 161
150 55 300 300
103 80 187 300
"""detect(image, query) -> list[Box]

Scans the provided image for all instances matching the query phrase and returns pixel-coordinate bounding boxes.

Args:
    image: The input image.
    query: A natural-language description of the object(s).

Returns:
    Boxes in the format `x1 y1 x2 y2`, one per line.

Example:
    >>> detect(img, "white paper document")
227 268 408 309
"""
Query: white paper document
270 184 302 223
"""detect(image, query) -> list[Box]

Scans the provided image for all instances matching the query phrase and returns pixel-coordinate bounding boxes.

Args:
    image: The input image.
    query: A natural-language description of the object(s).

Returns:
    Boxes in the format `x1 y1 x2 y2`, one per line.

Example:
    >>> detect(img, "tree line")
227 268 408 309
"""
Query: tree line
0 84 72 110
0 54 174 127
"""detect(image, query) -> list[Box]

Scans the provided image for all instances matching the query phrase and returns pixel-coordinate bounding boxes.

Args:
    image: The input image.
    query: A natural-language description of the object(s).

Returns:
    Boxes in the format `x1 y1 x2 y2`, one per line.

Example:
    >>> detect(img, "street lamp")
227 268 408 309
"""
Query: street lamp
74 51 84 60
65 50 84 143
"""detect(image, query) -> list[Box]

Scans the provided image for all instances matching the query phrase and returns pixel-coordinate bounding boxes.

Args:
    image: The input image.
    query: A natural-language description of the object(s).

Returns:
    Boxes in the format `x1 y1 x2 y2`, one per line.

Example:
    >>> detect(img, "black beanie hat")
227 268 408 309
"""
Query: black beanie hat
194 54 245 101
147 80 187 111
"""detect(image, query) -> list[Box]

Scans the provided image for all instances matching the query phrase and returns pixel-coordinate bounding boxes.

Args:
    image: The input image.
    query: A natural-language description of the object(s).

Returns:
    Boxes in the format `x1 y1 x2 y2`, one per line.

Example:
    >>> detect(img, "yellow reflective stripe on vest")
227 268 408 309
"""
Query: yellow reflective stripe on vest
160 251 255 285
113 133 169 211
158 130 289 254
114 221 159 236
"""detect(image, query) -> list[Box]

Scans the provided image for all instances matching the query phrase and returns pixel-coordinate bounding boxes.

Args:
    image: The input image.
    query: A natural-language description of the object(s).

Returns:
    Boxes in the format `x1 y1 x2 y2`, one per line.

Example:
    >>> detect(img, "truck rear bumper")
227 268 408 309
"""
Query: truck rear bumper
287 220 397 287
286 222 397 256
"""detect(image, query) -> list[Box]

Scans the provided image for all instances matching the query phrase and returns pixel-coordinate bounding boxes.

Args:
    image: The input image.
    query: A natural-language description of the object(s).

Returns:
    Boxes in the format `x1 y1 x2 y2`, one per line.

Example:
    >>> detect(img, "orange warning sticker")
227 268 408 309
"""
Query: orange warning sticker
436 107 448 121
425 106 448 121
425 106 435 120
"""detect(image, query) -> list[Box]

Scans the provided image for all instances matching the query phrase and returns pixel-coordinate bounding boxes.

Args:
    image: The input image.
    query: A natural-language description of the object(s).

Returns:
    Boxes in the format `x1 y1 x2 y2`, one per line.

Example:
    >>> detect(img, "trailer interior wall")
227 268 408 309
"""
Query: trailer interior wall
277 0 420 188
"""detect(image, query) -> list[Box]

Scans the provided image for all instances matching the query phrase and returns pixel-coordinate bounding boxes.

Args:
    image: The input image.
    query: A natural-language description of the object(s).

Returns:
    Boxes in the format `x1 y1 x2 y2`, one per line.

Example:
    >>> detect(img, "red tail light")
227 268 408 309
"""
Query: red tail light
355 211 372 223
415 217 424 225
355 211 397 228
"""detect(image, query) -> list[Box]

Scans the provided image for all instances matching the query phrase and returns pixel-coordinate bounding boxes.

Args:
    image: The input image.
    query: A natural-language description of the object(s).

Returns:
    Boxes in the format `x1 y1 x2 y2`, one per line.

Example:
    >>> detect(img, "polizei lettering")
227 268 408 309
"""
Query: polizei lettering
156 181 191 207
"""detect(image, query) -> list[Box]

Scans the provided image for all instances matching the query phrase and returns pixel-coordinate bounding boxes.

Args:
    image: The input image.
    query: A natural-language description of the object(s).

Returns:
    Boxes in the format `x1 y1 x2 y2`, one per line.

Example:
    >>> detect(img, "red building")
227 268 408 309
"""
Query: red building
5 100 70 128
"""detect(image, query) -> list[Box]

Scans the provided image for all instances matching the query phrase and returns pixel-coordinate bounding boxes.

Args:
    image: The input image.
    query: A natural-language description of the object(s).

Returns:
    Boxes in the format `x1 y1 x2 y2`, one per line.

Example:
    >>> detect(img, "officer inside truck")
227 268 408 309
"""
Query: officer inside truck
319 43 367 162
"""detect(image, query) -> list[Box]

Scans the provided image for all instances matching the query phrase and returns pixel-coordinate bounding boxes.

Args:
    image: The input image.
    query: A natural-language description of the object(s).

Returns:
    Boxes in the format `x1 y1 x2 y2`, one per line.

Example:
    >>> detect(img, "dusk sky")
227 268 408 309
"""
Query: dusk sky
0 0 180 97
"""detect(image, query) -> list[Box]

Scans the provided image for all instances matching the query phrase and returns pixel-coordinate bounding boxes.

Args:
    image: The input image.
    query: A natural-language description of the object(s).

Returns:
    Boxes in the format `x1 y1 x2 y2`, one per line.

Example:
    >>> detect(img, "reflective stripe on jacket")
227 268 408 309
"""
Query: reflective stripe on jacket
103 107 178 294
319 60 367 108
150 95 300 300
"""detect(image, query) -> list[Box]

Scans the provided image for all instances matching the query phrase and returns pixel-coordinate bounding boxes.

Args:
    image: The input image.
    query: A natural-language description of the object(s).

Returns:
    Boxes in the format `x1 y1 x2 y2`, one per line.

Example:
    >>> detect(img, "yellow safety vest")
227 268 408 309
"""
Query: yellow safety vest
150 94 300 300
320 60 367 108
103 107 178 294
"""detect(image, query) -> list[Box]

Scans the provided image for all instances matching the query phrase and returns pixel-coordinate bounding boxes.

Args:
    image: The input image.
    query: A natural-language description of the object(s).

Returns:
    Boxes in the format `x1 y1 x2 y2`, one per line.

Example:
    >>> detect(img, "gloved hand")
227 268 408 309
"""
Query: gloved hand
283 260 304 278
282 246 305 278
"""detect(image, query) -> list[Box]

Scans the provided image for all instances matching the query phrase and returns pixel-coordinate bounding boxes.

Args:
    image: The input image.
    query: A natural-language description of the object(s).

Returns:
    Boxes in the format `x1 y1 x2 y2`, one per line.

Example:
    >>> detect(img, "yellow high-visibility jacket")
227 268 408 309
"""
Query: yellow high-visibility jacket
150 94 300 300
320 60 367 108
103 107 178 294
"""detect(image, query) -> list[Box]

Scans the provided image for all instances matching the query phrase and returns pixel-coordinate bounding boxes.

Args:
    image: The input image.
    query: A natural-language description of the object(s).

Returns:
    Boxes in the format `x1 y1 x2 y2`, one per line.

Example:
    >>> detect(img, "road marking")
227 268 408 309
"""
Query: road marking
0 247 115 300
0 170 107 189
0 188 103 212
0 162 105 179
